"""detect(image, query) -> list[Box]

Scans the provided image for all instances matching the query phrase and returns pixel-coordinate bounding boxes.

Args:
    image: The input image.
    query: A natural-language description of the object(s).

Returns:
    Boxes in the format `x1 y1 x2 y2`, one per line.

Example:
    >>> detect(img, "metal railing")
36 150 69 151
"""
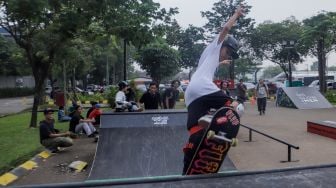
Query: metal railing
240 124 300 162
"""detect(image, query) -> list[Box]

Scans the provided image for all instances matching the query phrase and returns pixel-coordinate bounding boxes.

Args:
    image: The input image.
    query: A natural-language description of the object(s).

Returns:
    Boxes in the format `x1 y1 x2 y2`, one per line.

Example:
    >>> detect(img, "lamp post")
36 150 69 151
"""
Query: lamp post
282 40 295 87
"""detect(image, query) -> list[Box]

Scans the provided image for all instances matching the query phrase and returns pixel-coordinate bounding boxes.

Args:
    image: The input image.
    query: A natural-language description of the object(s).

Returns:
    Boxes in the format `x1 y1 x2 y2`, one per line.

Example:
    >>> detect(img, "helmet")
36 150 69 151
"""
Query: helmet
222 35 240 59
118 81 128 90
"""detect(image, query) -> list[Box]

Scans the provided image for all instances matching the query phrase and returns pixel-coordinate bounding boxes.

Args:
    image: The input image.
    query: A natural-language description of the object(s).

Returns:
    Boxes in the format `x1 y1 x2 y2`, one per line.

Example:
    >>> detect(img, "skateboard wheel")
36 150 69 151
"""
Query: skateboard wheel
207 130 216 139
231 138 238 147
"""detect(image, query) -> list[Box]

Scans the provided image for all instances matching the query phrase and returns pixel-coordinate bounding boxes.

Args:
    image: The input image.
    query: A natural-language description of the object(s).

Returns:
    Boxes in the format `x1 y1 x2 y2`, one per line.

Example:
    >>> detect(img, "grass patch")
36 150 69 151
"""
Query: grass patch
0 112 69 174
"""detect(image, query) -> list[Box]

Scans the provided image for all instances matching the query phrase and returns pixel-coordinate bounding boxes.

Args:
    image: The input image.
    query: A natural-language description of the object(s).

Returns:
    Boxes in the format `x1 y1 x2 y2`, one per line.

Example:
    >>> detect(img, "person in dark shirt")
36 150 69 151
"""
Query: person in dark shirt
139 82 162 110
69 105 98 138
39 108 73 153
236 79 247 103
162 80 180 109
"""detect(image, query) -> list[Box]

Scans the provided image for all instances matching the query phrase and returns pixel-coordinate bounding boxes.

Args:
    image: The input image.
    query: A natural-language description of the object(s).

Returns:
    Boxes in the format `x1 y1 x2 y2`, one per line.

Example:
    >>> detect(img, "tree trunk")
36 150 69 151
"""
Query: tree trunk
30 64 49 127
317 39 327 93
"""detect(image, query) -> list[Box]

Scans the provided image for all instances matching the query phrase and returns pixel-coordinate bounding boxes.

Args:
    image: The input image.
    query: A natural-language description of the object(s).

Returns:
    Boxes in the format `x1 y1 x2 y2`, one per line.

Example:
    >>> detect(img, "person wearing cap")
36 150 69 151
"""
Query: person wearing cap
39 108 73 153
115 81 141 112
88 103 103 126
182 6 244 175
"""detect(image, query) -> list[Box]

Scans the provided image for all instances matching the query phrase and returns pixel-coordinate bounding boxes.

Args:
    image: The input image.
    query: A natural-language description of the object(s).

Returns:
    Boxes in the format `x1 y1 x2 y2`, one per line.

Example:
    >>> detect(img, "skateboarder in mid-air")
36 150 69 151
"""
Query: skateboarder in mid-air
183 5 245 175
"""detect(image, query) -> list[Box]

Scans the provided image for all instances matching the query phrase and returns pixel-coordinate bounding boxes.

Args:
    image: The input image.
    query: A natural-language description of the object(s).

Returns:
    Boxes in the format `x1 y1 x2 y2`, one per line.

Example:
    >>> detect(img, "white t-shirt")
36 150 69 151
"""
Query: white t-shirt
115 91 128 108
185 34 224 106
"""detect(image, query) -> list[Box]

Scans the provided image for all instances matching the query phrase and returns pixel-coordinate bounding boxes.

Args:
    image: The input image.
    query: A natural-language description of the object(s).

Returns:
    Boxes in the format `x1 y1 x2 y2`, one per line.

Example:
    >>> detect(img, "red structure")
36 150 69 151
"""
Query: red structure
307 121 336 140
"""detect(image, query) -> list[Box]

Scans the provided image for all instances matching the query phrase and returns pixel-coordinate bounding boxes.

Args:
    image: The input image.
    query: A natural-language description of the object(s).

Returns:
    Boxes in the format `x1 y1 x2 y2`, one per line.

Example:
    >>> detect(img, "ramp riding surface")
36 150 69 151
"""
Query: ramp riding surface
88 110 236 180
278 87 333 109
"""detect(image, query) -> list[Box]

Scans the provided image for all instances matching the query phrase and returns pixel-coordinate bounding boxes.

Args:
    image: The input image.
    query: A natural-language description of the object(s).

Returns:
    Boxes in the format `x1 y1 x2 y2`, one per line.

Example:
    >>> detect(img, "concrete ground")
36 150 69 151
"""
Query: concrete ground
12 101 336 186
0 96 33 116
229 101 336 171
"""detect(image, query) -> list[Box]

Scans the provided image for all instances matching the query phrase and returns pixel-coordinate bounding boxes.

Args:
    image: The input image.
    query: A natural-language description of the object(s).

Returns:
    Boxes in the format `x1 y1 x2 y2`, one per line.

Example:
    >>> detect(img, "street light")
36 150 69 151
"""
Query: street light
282 40 296 87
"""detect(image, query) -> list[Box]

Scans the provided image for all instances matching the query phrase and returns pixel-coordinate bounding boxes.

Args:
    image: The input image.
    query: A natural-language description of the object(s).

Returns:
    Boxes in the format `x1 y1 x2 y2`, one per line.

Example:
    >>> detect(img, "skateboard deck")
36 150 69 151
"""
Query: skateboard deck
186 106 240 175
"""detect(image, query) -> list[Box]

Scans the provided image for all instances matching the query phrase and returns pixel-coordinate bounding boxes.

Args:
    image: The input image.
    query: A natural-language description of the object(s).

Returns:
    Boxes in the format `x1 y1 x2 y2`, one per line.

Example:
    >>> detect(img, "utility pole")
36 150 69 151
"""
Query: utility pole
282 40 296 87
123 39 127 81
106 55 109 86
63 61 67 113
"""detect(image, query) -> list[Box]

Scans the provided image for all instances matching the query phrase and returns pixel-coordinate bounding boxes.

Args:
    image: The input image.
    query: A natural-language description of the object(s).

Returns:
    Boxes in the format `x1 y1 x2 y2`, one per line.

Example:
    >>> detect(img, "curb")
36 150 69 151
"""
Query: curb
0 150 52 186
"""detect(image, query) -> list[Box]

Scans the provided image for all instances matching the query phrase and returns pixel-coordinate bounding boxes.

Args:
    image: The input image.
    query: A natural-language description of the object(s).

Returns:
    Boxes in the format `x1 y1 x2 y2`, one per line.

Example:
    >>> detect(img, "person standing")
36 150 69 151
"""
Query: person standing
182 6 244 175
236 79 247 103
220 80 230 96
40 108 73 153
139 82 162 110
255 79 269 115
163 80 180 109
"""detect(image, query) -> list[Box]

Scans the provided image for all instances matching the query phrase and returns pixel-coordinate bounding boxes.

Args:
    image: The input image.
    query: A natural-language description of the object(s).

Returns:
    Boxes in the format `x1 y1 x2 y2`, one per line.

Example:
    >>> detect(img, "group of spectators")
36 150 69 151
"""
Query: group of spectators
115 80 181 112
39 101 102 153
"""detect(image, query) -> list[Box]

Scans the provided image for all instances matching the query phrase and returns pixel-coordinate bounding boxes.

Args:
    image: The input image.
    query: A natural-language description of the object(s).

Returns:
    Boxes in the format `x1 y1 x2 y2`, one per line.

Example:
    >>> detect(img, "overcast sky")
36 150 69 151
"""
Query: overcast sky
155 0 336 70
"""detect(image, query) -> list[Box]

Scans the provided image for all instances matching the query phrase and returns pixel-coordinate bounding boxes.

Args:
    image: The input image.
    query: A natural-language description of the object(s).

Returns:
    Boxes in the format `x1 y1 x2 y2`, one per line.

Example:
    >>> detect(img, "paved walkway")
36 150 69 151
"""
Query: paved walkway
0 96 33 116
230 101 336 171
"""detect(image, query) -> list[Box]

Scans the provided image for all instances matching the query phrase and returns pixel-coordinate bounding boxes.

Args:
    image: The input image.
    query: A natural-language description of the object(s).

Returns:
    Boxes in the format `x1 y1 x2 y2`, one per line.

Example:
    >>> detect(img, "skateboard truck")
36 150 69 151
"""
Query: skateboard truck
207 131 238 146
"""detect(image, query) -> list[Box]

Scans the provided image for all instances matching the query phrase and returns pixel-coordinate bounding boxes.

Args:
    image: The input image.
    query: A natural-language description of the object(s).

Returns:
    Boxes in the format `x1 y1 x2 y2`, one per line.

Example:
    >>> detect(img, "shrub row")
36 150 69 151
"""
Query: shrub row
0 87 34 98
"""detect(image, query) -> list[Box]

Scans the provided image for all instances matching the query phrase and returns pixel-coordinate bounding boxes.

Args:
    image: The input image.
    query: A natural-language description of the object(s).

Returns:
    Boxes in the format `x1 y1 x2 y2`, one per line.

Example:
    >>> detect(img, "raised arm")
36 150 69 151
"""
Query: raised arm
218 5 245 44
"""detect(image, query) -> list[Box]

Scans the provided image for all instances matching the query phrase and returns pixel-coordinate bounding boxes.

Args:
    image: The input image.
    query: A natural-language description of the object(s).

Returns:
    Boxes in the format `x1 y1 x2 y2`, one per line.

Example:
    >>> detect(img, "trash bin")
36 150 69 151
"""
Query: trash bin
55 92 65 107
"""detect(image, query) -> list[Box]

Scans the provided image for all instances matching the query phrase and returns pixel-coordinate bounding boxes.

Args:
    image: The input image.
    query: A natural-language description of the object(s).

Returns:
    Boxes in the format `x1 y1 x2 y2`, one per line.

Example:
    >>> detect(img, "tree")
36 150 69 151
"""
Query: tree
0 0 99 127
301 12 336 93
262 66 283 79
0 36 28 76
136 40 181 84
249 17 304 79
201 0 255 79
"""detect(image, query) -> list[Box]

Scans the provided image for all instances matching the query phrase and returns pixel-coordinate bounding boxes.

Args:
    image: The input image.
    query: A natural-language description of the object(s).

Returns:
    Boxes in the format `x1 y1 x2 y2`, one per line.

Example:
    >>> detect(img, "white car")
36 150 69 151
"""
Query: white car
308 80 334 90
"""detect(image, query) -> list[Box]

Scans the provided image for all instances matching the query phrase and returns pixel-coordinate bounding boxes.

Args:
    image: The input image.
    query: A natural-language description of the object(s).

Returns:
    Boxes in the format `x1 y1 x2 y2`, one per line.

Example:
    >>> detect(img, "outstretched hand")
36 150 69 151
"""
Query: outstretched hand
235 5 245 17
219 60 232 65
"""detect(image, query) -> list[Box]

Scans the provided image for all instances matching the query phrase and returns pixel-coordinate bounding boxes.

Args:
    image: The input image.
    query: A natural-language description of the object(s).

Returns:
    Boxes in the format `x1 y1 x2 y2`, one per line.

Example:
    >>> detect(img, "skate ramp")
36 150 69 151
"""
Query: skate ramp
88 110 236 180
277 87 333 109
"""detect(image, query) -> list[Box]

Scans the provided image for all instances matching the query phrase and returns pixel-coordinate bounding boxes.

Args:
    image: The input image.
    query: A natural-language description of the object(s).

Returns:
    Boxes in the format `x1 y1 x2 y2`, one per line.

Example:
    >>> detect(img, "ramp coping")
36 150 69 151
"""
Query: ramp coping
11 163 336 188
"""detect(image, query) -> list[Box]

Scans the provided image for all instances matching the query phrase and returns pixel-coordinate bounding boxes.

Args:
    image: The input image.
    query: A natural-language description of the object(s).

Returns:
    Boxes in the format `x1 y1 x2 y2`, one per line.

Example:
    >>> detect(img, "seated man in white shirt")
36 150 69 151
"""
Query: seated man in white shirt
115 81 141 112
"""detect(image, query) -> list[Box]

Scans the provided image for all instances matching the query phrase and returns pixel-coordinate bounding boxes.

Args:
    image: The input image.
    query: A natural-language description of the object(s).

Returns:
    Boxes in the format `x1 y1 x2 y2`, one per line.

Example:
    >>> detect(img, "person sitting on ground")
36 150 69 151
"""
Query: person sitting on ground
88 103 103 126
58 106 72 122
86 101 98 118
115 81 141 112
162 80 180 109
69 105 98 138
139 82 162 110
40 108 73 153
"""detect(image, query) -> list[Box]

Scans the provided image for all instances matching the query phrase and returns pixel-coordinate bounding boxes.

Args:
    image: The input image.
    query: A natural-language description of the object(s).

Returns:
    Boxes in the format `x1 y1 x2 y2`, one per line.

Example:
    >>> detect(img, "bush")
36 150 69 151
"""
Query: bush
76 93 105 103
325 90 336 104
0 87 35 98
106 86 119 108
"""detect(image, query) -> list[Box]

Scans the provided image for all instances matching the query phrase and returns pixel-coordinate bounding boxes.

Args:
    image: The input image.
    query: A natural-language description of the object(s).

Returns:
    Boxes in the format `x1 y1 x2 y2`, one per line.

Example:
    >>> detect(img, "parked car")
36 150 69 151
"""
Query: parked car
45 86 52 94
308 80 334 90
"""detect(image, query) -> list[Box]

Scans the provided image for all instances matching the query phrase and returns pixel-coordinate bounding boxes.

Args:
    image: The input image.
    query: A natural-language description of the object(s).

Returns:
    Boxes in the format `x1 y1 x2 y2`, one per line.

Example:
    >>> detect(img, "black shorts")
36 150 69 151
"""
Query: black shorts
186 91 232 130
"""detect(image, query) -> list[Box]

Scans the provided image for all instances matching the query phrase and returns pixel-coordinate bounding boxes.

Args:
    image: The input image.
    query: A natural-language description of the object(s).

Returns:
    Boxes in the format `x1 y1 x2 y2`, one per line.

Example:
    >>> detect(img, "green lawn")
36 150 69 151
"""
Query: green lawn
0 103 186 175
0 112 69 174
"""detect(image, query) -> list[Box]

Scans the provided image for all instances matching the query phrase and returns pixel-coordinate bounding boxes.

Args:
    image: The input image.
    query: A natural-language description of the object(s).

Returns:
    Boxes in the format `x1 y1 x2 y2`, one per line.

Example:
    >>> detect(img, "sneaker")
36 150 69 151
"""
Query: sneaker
259 111 262 116
88 133 95 138
49 147 60 153
94 135 99 142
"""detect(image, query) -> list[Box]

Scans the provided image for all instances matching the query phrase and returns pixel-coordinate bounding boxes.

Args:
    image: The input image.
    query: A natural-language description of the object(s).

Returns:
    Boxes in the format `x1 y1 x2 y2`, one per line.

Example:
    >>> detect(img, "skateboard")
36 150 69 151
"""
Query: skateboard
186 106 240 175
